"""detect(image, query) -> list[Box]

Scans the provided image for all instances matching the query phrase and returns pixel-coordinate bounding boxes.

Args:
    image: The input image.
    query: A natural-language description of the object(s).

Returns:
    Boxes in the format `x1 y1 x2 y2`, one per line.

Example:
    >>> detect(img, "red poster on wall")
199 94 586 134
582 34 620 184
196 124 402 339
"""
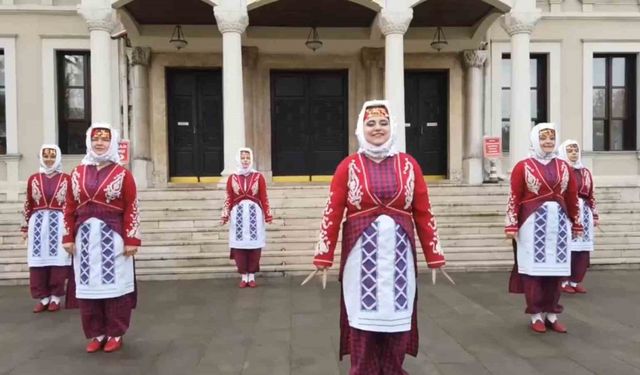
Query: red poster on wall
119 139 130 165
483 136 502 159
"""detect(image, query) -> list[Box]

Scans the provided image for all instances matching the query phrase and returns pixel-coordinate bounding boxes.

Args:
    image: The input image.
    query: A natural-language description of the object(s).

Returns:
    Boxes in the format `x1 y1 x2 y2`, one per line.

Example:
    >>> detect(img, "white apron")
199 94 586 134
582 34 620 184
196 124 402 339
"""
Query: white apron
74 218 134 299
517 201 571 276
27 209 72 267
343 215 416 333
569 198 595 252
229 200 266 249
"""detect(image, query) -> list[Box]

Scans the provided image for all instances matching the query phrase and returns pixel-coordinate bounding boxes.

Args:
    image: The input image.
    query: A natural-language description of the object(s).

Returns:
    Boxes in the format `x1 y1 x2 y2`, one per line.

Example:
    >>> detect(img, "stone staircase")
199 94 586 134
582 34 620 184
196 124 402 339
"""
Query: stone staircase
0 183 639 284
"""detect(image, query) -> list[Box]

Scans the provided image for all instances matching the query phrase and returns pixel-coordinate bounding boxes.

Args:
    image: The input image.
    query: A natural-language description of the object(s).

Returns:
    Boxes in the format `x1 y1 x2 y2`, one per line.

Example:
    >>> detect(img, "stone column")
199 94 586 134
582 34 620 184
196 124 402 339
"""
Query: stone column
379 7 412 152
214 4 249 177
243 46 258 158
78 0 115 125
126 46 152 188
462 49 488 185
501 7 540 168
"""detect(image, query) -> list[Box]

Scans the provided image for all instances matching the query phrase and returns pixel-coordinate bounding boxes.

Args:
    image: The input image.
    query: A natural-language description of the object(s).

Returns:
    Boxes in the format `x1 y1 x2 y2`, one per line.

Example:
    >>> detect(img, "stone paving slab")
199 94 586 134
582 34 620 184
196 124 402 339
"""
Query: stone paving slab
1 271 640 375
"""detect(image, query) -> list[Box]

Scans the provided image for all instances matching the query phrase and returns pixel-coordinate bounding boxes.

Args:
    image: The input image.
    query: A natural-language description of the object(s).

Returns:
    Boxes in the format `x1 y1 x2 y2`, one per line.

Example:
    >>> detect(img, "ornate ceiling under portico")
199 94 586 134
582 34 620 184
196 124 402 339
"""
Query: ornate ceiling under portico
114 0 510 28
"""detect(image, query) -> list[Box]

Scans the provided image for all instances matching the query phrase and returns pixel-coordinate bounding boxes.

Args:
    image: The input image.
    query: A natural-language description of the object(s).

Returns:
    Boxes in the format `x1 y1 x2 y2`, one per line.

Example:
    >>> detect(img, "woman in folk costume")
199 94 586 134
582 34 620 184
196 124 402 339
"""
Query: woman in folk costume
221 148 272 288
21 145 73 313
505 123 583 334
62 123 141 353
558 140 599 294
313 100 445 375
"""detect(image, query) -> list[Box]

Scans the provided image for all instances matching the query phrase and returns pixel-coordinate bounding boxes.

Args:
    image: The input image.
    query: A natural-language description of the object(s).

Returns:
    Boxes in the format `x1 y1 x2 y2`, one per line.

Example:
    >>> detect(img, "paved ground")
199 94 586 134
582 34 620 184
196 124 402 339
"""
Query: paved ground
1 270 640 375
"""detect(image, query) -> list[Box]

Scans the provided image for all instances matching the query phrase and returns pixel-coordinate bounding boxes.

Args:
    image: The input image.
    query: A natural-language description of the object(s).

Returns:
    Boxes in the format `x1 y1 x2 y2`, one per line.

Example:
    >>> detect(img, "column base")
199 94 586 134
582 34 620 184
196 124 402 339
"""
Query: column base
463 157 484 185
132 159 153 189
2 154 22 201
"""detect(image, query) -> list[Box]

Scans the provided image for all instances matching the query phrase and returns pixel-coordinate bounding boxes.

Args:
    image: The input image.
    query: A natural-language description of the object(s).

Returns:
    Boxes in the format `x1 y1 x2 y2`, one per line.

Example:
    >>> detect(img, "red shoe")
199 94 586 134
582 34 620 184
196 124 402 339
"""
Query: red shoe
248 280 257 288
530 320 546 333
86 337 106 353
103 337 123 353
562 284 576 294
239 281 248 288
33 302 48 313
47 301 60 312
573 284 587 294
545 319 568 333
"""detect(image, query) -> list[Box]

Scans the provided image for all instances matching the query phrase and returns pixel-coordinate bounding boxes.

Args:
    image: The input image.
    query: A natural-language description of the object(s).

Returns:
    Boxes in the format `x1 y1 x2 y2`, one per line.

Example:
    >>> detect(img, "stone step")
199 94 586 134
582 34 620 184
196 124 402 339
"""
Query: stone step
0 183 637 283
0 183 631 205
1 197 636 219
0 215 636 244
0 217 637 244
4 248 637 273
2 219 638 239
130 209 638 223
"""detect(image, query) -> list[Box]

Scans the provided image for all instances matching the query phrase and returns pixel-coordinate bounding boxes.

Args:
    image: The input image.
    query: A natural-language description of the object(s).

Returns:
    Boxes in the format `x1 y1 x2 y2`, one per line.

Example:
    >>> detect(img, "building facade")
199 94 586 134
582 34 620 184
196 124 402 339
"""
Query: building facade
1 0 639 199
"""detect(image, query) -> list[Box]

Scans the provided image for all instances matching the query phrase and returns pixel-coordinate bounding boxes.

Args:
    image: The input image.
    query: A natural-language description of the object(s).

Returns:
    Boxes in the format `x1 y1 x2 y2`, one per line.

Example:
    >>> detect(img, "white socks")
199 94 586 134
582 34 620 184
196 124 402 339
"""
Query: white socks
531 313 559 323
562 281 579 288
40 296 61 305
241 274 256 282
531 313 543 323
95 335 120 342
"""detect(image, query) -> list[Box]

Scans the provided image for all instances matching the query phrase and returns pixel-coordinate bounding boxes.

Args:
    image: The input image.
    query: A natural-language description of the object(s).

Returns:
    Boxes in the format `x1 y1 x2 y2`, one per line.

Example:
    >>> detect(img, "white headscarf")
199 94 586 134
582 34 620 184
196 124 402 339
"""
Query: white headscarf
558 139 584 169
236 147 256 176
39 144 63 175
355 99 399 160
81 123 121 166
529 122 558 165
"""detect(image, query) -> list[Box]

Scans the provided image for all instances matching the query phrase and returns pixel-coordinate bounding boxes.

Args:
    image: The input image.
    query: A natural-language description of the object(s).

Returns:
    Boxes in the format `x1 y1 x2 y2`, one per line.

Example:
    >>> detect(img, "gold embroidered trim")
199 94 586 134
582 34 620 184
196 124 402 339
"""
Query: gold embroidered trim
104 171 126 204
403 158 415 209
55 179 67 206
525 163 541 195
31 179 42 204
347 160 363 209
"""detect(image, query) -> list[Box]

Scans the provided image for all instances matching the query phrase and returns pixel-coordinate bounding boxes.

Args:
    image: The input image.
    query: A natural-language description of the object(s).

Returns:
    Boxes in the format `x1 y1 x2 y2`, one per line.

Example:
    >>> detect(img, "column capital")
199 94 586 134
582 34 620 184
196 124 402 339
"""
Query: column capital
378 8 413 36
214 6 249 34
462 49 488 69
77 3 115 32
127 46 151 67
500 10 541 36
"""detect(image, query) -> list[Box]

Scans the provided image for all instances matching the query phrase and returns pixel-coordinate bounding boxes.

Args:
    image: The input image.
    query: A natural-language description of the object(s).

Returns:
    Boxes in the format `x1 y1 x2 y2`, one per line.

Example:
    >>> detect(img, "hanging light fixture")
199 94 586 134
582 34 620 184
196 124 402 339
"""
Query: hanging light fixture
169 25 188 50
430 26 448 52
305 27 323 52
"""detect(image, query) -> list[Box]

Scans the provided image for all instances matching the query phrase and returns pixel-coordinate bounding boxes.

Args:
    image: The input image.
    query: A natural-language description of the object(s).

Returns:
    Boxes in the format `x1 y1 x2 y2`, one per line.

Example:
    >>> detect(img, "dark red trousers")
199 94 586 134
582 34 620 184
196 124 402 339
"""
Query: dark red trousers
521 275 563 314
569 252 590 283
29 266 69 299
78 293 135 338
230 249 261 274
349 328 410 375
